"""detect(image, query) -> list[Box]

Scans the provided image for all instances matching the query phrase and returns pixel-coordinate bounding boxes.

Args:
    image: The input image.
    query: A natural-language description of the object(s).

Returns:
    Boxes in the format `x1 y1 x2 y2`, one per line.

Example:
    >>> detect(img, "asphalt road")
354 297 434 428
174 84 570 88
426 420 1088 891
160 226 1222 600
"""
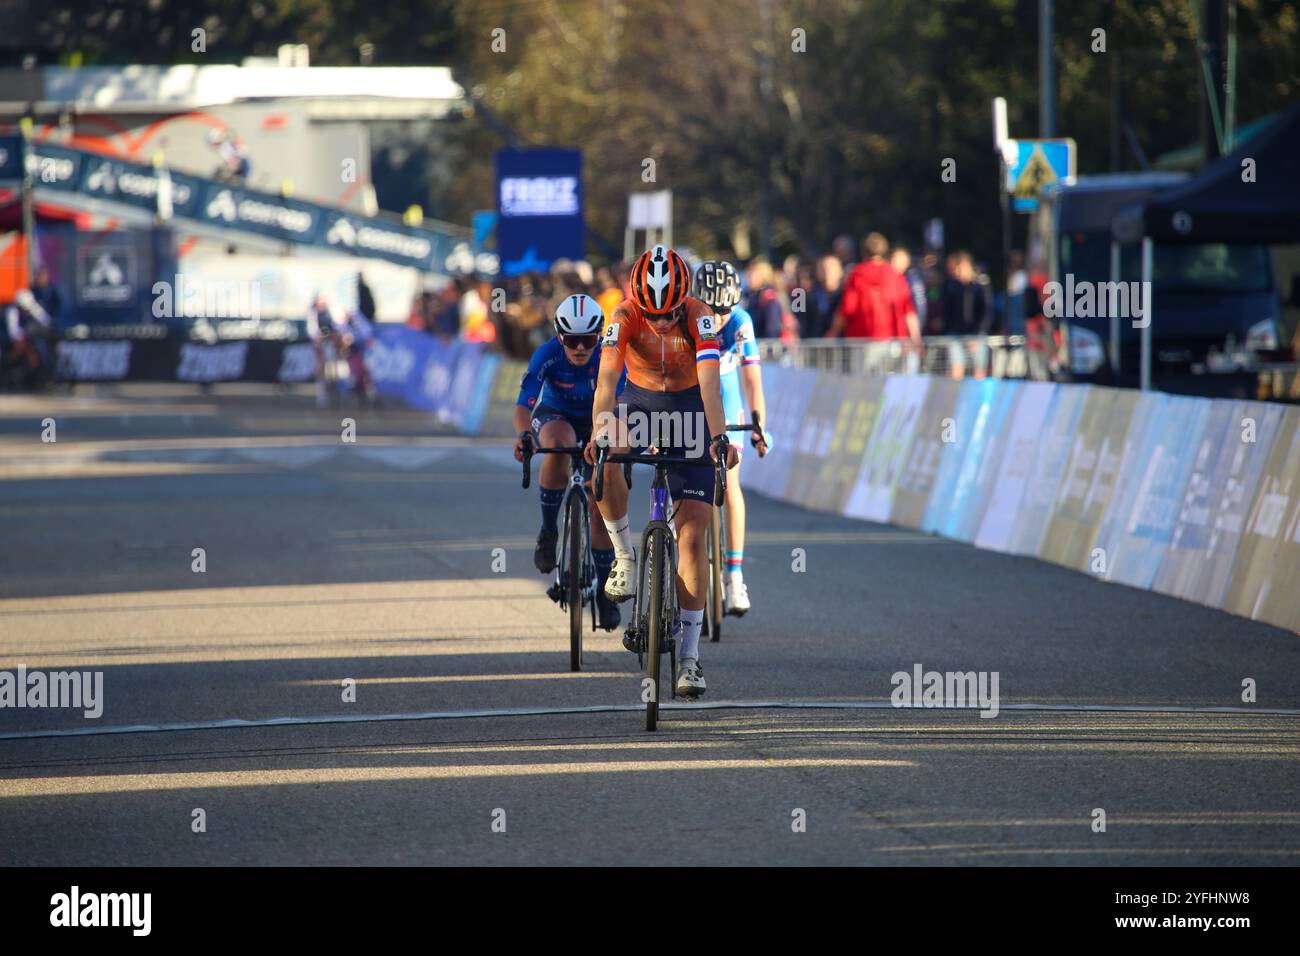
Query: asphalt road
1 384 1297 865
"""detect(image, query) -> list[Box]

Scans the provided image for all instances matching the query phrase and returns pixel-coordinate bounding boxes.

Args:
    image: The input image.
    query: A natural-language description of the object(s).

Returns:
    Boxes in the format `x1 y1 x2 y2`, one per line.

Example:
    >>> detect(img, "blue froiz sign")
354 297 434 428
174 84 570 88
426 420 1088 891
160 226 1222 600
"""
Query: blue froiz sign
495 148 584 276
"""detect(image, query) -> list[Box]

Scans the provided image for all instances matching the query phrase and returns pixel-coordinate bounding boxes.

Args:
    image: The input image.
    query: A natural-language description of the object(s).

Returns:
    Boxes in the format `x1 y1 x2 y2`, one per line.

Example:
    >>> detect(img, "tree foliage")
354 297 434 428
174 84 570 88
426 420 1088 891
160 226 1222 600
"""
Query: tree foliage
7 0 1298 264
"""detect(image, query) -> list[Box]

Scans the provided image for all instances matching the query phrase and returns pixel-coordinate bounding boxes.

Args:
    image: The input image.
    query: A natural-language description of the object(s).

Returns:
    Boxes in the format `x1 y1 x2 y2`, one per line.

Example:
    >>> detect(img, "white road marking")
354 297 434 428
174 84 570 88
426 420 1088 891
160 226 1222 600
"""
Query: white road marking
1 699 1295 742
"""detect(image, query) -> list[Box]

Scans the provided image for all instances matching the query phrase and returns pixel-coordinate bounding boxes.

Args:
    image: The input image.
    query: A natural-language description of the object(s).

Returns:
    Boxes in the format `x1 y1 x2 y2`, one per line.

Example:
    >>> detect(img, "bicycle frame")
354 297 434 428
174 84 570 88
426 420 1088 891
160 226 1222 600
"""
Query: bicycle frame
556 456 597 621
594 445 727 725
627 461 679 667
523 443 597 614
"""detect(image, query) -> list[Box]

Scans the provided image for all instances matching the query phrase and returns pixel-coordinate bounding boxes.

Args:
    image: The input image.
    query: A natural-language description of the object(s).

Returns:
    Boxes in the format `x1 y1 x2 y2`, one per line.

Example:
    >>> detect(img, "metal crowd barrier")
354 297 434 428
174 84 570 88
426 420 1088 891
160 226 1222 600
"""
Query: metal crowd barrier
757 335 1050 380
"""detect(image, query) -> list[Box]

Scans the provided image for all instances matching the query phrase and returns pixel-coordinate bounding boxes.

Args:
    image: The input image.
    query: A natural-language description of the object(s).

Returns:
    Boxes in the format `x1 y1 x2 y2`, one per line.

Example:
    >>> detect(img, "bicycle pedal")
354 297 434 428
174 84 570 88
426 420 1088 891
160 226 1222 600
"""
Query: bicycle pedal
545 582 562 603
622 626 642 654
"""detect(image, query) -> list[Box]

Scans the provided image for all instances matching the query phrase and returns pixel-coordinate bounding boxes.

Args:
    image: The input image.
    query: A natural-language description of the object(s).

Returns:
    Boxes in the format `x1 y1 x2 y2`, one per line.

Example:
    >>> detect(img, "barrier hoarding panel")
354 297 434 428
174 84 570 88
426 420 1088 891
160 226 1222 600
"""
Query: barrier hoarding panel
845 375 932 523
810 375 883 515
785 374 849 510
1223 407 1300 627
738 364 782 491
1094 394 1213 589
756 366 817 499
1007 384 1087 557
890 377 961 530
1039 387 1139 570
942 378 1022 542
479 358 528 437
1153 401 1285 608
975 381 1057 552
921 379 984 535
1255 419 1300 632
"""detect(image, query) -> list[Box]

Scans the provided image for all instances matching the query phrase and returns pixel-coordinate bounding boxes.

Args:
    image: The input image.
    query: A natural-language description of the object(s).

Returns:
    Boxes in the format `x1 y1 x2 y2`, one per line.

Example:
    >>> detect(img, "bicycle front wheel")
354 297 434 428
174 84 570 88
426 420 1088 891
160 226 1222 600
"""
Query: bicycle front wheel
708 505 724 642
566 491 584 672
644 528 668 731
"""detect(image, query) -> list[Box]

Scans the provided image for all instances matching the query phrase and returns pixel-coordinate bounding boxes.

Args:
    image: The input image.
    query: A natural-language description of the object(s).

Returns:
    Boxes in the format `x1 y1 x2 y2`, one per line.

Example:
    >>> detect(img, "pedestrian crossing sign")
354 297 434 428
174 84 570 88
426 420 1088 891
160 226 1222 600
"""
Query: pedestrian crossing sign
1005 138 1076 213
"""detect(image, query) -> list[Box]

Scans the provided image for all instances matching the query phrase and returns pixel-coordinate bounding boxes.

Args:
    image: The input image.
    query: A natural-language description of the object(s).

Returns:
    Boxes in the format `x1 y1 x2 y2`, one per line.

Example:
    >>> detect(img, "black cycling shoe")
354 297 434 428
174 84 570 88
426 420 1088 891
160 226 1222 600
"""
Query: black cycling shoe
596 594 621 631
533 529 558 574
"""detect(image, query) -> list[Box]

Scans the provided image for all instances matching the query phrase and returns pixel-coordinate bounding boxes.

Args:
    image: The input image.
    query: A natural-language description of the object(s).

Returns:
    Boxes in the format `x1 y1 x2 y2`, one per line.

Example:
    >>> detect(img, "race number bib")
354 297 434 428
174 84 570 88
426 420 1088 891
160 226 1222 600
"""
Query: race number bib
602 321 620 346
695 314 717 339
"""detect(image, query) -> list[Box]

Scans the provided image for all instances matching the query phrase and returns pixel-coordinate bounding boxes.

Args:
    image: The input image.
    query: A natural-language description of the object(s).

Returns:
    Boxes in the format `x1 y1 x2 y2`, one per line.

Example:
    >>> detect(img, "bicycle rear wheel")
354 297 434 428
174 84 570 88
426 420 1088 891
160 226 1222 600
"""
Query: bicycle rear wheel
566 492 584 672
644 528 668 731
708 505 724 642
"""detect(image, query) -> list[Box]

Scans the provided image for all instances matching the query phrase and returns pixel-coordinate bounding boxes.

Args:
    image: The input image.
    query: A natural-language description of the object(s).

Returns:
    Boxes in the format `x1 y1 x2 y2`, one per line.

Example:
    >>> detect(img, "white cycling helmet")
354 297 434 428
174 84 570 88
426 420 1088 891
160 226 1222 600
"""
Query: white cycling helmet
694 260 743 312
553 293 604 336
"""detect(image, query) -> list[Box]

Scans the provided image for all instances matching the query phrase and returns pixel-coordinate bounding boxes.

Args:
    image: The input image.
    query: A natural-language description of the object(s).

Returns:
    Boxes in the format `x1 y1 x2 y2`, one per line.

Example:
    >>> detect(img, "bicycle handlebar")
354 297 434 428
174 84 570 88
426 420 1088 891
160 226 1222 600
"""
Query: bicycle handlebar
520 440 587 489
725 409 764 440
520 433 533 489
594 444 726 508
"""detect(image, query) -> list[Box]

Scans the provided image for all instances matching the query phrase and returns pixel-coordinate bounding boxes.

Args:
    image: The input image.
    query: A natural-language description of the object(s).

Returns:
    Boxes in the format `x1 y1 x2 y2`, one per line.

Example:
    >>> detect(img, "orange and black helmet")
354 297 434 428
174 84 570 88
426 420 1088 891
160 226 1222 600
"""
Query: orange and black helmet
629 244 691 315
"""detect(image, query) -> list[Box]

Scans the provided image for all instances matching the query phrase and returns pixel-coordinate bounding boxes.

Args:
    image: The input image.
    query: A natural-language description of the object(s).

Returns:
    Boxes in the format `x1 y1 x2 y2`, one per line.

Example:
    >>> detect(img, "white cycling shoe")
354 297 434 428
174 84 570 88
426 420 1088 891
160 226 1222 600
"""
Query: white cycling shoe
675 657 707 697
604 553 637 603
725 575 750 616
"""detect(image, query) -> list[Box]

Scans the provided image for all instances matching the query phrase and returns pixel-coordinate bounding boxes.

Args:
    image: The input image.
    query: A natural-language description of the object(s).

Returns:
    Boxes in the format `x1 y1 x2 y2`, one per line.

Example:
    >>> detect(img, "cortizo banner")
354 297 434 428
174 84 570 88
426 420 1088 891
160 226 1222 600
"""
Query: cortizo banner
27 141 483 276
51 328 499 435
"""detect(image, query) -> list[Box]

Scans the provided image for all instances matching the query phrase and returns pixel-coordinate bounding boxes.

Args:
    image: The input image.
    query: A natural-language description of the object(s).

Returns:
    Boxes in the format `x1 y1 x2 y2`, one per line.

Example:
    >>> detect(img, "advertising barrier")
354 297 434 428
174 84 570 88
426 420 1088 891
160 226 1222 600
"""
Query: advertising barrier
941 378 1021 543
1222 408 1300 624
55 330 1296 633
844 374 931 523
1006 384 1086 557
1153 401 1285 608
1093 394 1212 590
1038 388 1138 571
890 377 961 530
810 375 882 514
974 381 1057 552
460 353 1298 633
921 379 985 536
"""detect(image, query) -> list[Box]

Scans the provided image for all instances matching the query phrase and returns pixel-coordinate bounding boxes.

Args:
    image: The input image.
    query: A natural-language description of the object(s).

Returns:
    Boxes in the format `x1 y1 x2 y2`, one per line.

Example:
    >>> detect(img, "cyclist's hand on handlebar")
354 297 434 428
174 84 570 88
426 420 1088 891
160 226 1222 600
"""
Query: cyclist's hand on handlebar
514 431 532 463
710 435 739 470
752 428 772 458
583 435 604 468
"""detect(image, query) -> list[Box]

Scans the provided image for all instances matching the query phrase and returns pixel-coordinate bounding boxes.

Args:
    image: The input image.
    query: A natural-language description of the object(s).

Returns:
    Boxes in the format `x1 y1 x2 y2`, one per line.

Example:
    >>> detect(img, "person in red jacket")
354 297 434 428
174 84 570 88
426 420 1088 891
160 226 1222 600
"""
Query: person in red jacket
829 233 918 340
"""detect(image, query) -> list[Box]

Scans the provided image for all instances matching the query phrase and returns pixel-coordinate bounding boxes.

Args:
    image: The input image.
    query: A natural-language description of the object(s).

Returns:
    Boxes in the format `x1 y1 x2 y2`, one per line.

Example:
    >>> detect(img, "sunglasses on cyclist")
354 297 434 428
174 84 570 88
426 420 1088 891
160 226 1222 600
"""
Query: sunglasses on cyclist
560 333 598 350
649 304 686 326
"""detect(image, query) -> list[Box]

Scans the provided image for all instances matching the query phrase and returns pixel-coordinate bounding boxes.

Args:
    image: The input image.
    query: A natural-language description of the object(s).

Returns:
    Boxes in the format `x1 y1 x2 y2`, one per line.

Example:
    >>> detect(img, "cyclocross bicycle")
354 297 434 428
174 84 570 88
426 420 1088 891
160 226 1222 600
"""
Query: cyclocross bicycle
595 441 727 731
707 410 763 642
522 439 598 672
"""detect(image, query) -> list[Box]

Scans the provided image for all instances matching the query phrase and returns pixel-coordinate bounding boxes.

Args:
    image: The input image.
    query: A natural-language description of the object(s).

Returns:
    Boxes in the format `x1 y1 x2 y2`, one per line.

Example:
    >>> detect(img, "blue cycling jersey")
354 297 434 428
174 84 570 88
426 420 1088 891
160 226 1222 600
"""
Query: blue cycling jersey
516 338 623 419
716 305 761 421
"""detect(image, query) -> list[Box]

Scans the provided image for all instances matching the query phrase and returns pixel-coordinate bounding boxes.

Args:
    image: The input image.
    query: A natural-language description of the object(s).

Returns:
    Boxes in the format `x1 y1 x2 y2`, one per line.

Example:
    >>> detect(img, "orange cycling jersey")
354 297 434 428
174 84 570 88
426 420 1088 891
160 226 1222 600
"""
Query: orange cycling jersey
600 297 722 392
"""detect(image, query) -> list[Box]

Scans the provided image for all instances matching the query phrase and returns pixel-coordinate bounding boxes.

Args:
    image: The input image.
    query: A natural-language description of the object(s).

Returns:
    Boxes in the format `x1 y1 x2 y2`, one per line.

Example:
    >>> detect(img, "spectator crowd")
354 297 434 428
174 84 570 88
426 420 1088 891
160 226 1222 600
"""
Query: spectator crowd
406 234 1049 364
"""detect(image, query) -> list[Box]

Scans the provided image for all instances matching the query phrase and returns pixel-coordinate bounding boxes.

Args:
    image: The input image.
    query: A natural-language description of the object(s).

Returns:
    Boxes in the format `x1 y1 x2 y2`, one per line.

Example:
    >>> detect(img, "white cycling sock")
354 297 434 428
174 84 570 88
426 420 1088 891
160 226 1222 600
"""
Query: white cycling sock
679 608 704 660
602 516 634 561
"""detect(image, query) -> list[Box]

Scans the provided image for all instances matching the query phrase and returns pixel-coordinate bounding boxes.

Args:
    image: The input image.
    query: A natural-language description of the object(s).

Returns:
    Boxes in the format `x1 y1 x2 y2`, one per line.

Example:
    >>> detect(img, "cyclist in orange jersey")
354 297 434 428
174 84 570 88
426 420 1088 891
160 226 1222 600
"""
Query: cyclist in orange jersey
584 245 737 697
